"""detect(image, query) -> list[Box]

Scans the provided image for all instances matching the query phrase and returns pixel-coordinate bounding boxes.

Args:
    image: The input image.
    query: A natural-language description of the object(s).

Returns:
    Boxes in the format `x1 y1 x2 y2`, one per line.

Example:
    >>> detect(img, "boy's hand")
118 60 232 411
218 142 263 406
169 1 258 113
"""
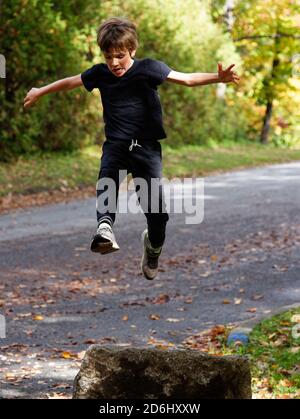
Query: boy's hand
23 88 41 109
217 63 240 85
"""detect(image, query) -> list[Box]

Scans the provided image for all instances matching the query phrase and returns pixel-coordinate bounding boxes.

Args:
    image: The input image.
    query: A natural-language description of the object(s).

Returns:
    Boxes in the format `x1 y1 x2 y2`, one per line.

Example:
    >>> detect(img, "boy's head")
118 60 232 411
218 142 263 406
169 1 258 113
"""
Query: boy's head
97 17 138 77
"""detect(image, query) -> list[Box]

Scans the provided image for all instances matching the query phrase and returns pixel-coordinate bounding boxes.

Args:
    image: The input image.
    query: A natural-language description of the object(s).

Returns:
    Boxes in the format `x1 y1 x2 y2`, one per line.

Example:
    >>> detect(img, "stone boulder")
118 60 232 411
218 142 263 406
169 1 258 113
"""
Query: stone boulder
73 346 251 399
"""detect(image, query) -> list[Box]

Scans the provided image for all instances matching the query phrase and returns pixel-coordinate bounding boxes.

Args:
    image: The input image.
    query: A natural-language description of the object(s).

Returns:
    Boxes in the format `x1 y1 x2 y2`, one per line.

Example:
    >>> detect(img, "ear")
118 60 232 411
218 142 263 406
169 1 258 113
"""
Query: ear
130 49 137 58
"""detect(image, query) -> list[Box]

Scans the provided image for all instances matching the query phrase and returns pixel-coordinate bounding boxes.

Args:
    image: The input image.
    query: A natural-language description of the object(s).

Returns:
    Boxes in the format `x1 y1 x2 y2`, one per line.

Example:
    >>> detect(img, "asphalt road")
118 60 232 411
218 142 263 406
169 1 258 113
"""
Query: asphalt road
0 162 299 398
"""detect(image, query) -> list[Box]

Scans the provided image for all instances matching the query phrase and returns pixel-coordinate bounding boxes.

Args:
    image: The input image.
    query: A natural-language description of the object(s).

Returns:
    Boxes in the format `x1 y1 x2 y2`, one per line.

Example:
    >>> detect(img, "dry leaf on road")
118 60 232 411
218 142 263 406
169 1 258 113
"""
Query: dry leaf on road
246 307 257 313
149 314 160 320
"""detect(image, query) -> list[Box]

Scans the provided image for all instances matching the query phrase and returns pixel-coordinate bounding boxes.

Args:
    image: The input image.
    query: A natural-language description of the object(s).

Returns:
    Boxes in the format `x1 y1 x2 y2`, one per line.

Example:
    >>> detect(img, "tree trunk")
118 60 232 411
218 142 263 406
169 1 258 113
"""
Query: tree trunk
260 27 280 144
260 100 273 144
259 55 279 144
216 0 236 100
224 0 235 32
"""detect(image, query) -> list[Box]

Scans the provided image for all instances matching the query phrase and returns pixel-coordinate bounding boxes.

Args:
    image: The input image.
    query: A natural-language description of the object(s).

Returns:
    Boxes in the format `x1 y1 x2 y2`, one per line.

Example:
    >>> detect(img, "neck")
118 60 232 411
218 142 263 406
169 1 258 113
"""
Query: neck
128 58 134 69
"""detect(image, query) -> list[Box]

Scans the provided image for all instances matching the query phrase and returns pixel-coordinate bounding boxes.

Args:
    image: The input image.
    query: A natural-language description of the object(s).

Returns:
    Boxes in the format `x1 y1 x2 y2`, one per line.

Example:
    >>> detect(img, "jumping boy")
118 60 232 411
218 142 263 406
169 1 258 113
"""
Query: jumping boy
24 17 240 280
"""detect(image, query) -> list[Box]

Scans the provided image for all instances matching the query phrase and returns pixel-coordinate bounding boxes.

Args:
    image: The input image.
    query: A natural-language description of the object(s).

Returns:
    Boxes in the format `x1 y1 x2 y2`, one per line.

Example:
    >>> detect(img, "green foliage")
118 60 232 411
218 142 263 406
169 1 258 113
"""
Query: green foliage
211 0 300 144
247 309 300 398
6 0 294 160
94 0 247 146
221 308 300 398
0 0 98 161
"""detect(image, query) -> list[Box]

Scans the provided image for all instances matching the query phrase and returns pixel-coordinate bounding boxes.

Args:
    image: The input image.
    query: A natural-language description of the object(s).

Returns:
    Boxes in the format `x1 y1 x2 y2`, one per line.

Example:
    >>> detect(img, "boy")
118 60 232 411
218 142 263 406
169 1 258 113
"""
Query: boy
24 17 239 280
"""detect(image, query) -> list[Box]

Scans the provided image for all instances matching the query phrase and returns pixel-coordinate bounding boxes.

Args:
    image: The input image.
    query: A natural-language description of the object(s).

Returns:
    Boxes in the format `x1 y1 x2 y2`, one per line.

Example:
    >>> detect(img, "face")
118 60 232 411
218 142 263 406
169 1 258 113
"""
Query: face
104 48 136 77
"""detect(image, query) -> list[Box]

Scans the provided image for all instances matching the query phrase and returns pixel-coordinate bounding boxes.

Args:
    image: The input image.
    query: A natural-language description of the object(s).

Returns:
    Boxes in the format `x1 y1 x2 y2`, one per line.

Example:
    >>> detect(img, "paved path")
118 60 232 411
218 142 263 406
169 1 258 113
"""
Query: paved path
0 162 299 398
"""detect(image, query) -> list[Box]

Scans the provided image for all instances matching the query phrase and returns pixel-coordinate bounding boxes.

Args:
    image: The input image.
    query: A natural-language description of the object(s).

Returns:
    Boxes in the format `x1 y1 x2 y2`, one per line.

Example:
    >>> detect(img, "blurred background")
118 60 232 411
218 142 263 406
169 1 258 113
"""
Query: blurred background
0 0 299 201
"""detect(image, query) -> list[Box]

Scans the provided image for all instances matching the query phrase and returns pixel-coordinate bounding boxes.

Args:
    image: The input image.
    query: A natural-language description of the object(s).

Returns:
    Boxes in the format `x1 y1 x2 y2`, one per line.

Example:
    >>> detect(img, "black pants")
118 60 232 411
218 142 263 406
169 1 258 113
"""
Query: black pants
96 137 169 248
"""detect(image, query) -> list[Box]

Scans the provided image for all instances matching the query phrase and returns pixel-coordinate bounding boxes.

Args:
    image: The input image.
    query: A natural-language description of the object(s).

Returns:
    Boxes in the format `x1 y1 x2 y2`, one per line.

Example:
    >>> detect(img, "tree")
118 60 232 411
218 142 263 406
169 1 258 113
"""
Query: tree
0 0 98 160
210 0 300 144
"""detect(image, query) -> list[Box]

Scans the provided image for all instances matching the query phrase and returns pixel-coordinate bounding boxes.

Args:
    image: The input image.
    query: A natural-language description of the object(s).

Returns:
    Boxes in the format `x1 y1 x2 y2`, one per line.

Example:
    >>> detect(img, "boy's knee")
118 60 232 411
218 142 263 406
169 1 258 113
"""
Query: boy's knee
146 211 169 225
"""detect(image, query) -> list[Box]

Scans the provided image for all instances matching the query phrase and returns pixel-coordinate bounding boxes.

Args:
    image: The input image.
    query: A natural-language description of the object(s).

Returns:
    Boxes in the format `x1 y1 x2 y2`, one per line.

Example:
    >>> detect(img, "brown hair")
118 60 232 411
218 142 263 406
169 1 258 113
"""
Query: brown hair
97 17 138 54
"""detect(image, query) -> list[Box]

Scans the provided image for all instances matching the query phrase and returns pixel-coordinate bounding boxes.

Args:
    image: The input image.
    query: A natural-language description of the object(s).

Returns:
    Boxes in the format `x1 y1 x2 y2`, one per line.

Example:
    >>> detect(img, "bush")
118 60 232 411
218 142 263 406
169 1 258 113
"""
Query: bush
1 0 249 161
95 0 248 146
0 0 98 161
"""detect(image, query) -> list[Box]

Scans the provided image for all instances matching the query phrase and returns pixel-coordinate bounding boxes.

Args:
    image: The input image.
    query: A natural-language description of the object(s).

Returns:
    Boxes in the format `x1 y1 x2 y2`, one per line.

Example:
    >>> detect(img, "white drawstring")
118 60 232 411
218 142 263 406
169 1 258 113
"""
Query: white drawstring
129 139 142 151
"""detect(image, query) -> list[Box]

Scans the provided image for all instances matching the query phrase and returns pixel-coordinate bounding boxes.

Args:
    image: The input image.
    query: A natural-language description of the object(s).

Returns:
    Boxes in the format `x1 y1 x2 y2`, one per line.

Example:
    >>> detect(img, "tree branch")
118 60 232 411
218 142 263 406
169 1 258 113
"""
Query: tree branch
233 33 300 41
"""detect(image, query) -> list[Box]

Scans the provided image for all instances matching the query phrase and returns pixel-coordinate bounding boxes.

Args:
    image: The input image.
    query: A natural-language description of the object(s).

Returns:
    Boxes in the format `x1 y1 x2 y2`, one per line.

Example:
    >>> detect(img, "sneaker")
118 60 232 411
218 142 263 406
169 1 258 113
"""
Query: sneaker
141 229 162 280
90 222 120 254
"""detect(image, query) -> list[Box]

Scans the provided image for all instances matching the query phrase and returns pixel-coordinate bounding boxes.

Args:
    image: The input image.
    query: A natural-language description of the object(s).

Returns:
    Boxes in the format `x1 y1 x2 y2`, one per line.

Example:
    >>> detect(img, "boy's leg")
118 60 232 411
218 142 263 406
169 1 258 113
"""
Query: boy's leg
96 138 128 227
91 138 128 254
131 140 169 248
130 140 169 278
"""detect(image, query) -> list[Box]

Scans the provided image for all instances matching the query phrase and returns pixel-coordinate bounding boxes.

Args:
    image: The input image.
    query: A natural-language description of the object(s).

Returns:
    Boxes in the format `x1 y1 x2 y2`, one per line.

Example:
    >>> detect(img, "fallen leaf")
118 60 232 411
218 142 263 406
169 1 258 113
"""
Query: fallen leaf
291 314 300 323
61 351 78 359
268 333 277 340
184 297 193 304
199 271 211 278
246 308 257 313
155 343 175 350
149 314 160 320
280 321 291 327
33 315 44 321
279 379 293 388
234 298 242 305
222 299 231 304
5 373 17 381
122 315 129 321
273 265 289 272
211 325 226 336
151 294 170 304
252 294 264 301
166 318 182 323
46 392 68 399
52 383 72 389
277 394 293 399
273 336 288 347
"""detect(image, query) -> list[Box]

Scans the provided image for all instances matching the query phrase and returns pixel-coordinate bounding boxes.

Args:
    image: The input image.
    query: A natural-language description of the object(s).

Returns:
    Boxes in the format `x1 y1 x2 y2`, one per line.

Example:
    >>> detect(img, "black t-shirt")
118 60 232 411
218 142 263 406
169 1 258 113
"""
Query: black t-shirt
81 58 172 141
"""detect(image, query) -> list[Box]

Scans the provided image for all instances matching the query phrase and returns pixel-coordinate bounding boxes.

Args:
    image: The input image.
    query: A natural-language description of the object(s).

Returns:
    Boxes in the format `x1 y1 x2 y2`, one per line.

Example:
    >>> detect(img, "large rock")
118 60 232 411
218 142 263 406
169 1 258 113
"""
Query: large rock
73 346 251 399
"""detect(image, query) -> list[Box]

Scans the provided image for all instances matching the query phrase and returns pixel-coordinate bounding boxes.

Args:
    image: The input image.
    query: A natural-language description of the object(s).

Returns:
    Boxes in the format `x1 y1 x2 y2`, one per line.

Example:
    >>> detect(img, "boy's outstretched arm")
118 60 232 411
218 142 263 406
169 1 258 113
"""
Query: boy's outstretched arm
24 74 83 109
166 63 240 87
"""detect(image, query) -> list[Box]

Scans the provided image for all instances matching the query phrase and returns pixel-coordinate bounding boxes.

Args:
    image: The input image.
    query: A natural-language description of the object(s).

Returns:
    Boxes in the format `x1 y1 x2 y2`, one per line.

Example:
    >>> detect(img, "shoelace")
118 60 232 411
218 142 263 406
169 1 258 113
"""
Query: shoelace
129 139 142 151
97 225 112 235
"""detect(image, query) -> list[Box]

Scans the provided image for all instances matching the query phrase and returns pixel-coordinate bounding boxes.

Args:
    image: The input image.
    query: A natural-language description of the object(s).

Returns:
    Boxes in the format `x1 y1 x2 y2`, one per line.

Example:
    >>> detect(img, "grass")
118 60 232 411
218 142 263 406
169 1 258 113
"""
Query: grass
1 142 300 197
0 147 100 197
222 308 300 399
162 141 300 177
